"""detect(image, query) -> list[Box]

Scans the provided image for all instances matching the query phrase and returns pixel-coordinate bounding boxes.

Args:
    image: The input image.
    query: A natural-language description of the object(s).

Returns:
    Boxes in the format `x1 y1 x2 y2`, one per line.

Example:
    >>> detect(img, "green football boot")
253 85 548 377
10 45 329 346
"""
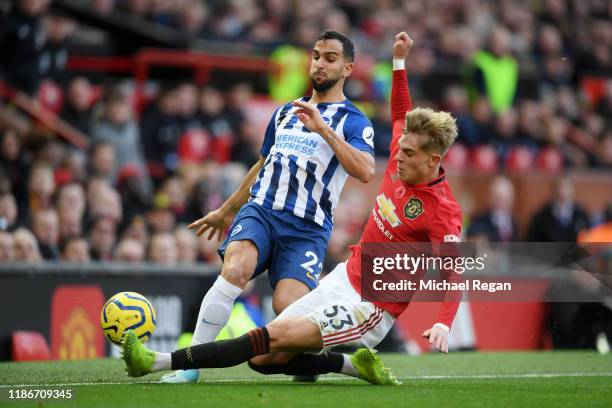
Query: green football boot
121 330 155 378
350 348 401 385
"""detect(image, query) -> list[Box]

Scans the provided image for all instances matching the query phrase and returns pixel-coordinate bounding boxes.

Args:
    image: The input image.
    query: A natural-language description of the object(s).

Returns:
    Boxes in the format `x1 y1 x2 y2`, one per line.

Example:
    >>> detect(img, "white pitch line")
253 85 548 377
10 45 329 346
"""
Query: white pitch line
1 372 612 388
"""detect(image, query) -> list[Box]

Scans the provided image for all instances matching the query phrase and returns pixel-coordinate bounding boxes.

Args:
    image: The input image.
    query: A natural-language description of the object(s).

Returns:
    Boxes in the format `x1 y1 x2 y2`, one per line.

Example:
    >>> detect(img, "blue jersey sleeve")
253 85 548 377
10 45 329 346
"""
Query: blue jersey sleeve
343 112 375 156
260 107 281 157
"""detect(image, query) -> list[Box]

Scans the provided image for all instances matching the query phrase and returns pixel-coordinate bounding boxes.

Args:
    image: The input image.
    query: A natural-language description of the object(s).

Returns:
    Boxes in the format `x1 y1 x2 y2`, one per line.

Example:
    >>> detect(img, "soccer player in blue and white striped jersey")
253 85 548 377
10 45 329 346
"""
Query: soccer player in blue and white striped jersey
162 30 375 383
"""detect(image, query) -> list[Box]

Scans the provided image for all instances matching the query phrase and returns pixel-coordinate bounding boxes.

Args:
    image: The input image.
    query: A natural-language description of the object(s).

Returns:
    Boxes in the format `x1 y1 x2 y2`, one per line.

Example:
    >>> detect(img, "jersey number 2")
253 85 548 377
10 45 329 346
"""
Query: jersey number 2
301 251 319 282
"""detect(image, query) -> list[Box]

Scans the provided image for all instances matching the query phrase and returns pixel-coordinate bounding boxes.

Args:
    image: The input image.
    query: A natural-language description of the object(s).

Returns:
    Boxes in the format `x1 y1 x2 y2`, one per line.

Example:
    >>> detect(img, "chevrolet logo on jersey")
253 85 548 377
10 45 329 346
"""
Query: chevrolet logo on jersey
376 193 402 227
404 196 424 220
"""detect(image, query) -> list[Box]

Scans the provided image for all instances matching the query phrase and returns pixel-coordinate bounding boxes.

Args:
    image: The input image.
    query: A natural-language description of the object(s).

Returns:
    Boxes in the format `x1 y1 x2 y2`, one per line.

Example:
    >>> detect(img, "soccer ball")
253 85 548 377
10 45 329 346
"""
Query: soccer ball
100 292 157 345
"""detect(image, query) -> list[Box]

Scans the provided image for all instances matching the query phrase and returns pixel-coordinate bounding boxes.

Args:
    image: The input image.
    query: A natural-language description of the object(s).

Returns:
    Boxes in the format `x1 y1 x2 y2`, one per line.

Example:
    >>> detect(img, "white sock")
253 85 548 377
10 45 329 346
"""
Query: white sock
152 352 171 372
340 354 359 378
191 276 243 345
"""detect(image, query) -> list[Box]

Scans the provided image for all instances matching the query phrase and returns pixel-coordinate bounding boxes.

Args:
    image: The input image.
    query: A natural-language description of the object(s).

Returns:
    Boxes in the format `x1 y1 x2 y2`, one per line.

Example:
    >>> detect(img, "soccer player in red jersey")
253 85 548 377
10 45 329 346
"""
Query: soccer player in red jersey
122 32 462 385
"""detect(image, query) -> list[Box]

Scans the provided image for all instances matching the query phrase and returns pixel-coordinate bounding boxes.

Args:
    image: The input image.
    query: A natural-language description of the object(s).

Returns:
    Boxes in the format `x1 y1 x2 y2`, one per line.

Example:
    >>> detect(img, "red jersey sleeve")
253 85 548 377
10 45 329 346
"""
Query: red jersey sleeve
388 69 412 172
428 203 463 329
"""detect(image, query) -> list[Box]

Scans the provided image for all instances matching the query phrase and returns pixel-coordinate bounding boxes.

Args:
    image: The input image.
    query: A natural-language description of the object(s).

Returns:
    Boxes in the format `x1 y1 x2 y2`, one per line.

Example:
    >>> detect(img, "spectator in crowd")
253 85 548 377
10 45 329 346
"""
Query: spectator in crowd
492 108 521 162
148 232 178 265
0 192 18 231
196 233 222 267
91 87 150 187
88 215 117 261
115 237 145 263
175 226 197 264
13 227 42 262
86 177 112 208
92 0 115 16
527 177 591 242
268 33 310 102
88 142 117 183
59 77 94 136
370 99 392 157
55 182 86 218
176 82 200 130
467 176 518 242
197 86 231 138
146 193 176 233
27 163 56 219
31 208 59 260
0 230 14 261
118 167 151 224
230 120 262 168
141 85 182 180
58 207 83 241
466 27 518 113
120 215 149 248
1 128 28 211
60 236 90 262
0 0 50 95
595 129 612 168
40 11 76 86
175 0 209 37
159 175 190 224
89 184 122 224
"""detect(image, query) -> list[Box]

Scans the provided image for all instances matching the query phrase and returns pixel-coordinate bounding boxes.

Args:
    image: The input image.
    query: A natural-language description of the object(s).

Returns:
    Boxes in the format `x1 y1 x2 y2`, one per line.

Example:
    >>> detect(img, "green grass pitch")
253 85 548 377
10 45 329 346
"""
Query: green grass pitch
0 351 611 407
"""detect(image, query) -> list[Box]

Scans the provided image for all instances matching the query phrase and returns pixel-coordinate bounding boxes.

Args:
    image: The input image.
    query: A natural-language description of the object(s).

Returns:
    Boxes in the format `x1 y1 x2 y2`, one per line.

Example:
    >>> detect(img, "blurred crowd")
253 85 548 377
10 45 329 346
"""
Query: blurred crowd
0 75 258 264
94 0 612 170
0 0 611 267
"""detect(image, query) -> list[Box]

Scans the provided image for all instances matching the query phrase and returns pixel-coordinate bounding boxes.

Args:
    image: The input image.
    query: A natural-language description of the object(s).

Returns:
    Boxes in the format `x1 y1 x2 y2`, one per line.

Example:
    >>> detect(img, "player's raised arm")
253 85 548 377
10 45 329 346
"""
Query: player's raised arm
390 32 414 153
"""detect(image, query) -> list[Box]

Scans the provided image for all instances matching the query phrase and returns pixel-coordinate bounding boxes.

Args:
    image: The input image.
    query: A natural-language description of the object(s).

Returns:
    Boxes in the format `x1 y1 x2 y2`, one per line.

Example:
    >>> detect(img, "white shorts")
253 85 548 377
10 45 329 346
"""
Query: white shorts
276 262 396 353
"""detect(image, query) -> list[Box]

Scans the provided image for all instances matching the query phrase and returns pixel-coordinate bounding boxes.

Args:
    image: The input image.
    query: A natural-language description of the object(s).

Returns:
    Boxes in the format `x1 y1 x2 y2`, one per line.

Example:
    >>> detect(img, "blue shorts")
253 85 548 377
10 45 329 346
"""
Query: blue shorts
218 202 330 290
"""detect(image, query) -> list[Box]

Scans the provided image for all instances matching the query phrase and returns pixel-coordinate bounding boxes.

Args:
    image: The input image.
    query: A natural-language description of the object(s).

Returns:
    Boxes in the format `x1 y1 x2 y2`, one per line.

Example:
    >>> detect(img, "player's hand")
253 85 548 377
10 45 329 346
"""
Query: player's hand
292 100 328 134
188 208 234 241
393 32 414 60
422 325 449 354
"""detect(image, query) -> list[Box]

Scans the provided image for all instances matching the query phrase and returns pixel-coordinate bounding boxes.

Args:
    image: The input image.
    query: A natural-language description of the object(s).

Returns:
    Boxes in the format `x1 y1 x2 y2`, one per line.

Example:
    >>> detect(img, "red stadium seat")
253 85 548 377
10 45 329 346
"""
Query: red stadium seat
470 145 499 173
12 331 51 362
443 143 469 171
536 147 564 174
506 146 535 174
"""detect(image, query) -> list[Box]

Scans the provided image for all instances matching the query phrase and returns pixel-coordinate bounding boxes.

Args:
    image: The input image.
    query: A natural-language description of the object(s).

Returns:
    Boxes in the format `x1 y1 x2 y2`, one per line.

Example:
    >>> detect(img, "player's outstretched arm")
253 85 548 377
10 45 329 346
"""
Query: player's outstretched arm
188 156 265 240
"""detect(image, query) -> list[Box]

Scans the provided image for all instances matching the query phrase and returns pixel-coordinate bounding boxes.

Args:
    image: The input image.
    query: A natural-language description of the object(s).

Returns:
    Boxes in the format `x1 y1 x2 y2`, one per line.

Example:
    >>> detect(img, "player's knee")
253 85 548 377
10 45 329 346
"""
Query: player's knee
221 263 250 288
266 320 292 349
272 296 288 315
272 280 310 314
221 244 256 288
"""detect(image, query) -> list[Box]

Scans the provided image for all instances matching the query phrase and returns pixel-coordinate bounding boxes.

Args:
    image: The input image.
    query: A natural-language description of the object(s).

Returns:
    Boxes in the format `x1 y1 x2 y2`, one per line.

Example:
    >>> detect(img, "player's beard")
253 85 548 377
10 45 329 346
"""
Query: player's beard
310 74 341 92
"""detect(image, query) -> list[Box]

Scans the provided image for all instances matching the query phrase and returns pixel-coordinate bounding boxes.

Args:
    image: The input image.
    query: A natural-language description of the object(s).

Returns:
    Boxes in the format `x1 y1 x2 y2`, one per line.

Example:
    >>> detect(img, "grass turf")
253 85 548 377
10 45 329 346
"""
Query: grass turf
0 351 611 407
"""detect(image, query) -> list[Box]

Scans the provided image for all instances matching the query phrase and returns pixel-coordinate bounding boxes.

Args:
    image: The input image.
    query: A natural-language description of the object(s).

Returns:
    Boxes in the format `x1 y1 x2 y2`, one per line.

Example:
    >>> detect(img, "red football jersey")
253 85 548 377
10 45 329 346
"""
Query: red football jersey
346 68 463 328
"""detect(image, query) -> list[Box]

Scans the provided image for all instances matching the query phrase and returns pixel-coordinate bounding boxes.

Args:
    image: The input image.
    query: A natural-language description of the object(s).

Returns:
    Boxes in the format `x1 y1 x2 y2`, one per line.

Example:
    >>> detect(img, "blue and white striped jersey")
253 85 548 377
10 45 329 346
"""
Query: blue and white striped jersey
250 97 375 233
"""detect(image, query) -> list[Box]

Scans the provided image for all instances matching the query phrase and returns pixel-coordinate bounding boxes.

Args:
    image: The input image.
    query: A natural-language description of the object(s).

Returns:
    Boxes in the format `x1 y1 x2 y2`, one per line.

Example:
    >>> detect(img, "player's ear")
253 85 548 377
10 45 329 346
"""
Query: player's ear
342 61 354 78
428 153 442 167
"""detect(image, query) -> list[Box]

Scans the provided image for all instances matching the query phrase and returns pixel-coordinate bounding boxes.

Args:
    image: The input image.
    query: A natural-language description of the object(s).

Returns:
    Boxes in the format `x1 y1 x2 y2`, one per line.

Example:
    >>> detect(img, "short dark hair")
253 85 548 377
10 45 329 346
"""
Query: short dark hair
317 30 355 62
